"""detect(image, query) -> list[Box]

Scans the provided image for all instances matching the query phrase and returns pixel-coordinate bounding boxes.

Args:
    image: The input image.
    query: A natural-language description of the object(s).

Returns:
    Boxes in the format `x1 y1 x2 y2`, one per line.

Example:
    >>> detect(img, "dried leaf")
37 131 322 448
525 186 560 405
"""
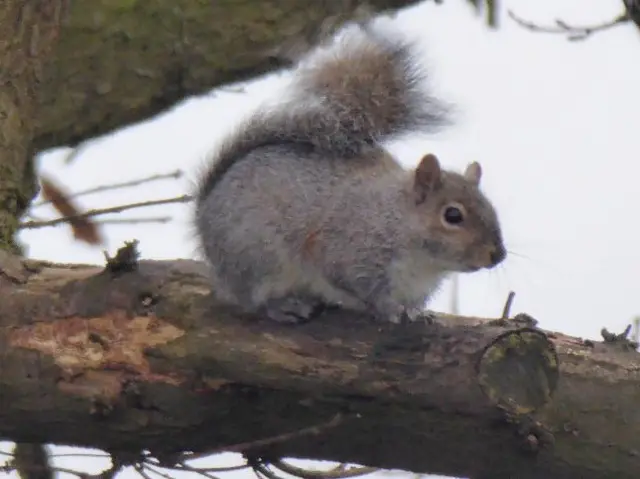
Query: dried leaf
39 175 104 246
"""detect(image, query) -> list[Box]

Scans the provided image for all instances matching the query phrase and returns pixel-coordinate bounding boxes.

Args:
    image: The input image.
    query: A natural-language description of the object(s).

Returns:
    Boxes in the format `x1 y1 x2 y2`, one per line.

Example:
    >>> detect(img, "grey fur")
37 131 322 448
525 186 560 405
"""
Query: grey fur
195 22 505 323
196 24 451 201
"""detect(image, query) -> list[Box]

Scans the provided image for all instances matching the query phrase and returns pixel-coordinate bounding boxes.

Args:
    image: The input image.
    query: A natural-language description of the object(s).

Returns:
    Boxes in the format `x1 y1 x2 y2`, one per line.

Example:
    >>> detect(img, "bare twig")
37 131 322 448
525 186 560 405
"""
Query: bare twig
46 452 110 458
62 138 105 165
19 195 193 230
180 413 344 462
175 461 251 473
135 463 155 479
94 217 172 226
271 460 377 479
3 446 120 479
174 465 224 479
501 291 516 319
142 454 252 479
249 460 284 479
141 463 177 479
33 170 184 207
508 9 629 40
8 462 89 479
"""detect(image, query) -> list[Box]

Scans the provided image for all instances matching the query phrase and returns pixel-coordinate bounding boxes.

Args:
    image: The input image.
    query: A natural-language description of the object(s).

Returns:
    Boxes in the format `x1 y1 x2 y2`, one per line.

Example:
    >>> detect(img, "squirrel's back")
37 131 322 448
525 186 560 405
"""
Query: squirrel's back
196 22 451 202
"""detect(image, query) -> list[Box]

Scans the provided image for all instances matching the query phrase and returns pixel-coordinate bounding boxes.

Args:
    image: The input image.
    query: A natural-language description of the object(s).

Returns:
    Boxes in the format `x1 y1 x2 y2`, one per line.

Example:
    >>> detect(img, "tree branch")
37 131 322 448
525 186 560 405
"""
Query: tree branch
1 250 639 478
32 0 424 153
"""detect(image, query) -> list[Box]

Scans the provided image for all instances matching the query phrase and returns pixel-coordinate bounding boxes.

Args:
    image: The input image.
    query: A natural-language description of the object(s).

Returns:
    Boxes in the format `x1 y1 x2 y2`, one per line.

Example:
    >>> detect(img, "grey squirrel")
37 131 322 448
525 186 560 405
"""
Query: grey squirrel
194 21 506 324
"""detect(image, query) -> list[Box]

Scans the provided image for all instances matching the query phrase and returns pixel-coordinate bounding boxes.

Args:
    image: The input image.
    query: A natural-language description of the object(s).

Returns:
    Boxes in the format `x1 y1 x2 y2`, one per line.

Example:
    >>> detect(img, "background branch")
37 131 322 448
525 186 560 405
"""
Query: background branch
508 9 630 40
19 195 193 230
32 0 426 153
32 170 184 207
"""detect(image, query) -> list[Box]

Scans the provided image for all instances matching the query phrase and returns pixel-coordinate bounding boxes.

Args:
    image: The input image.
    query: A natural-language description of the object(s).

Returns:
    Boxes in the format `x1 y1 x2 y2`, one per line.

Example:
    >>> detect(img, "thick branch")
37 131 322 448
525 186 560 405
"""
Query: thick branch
1 252 639 478
33 0 422 152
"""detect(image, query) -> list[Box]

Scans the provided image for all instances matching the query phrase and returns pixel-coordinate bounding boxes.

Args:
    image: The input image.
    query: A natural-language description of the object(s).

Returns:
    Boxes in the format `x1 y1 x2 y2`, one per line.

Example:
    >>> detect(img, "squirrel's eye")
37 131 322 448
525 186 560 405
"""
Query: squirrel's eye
443 206 464 225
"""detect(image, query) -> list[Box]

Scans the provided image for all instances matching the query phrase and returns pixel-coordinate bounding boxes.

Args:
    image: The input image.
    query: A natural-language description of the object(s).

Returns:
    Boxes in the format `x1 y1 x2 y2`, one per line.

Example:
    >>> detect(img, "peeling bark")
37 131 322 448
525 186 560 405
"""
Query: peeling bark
1 253 639 479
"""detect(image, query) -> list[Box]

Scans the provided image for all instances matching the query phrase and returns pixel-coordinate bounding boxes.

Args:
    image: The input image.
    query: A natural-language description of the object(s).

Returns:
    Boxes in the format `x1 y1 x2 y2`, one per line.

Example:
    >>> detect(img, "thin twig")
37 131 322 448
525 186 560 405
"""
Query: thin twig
144 450 248 476
63 138 104 165
52 466 92 478
176 461 252 473
142 463 179 479
94 217 172 226
501 291 516 319
19 195 193 230
10 464 90 479
181 413 343 462
271 460 377 479
33 170 184 207
47 452 110 458
174 464 224 479
135 463 156 479
508 9 629 40
250 461 284 479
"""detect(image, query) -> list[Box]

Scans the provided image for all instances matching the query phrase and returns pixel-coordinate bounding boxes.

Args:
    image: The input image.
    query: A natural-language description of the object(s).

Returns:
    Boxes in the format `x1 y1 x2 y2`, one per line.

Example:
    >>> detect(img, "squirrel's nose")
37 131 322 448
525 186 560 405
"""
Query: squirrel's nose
489 244 506 266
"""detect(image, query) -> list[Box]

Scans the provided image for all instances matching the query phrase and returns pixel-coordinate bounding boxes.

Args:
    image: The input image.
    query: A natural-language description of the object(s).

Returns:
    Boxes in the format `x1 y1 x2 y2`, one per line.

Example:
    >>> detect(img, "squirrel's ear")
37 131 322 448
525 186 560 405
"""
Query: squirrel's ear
414 154 442 204
464 162 482 186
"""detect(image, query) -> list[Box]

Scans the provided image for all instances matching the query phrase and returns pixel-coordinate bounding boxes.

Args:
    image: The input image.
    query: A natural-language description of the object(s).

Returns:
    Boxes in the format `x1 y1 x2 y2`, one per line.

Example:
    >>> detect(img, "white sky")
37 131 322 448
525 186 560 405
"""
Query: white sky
3 0 639 478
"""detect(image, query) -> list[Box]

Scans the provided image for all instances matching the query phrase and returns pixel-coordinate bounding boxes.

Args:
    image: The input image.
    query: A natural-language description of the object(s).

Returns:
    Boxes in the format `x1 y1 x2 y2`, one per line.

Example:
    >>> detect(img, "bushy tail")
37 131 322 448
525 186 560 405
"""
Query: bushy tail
197 22 451 201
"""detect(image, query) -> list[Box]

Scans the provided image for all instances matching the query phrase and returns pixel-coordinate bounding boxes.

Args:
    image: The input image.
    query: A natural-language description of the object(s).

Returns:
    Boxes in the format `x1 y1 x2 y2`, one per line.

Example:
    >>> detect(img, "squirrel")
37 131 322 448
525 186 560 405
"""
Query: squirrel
194 21 506 324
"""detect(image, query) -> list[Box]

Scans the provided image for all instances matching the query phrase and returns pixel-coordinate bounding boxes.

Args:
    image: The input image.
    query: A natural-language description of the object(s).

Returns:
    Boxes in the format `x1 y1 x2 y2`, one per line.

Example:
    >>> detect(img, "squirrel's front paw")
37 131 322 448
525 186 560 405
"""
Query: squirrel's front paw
397 308 436 325
262 296 326 324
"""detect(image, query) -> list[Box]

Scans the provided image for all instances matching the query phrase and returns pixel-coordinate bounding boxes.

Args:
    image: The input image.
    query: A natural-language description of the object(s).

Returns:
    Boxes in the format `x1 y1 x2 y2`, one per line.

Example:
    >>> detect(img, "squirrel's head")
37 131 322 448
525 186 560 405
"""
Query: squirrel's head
409 153 506 273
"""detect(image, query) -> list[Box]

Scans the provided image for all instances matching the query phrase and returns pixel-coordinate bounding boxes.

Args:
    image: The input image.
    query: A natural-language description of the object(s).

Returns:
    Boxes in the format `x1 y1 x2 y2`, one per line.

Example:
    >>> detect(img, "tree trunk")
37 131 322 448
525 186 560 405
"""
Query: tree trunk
32 0 423 152
0 1 65 254
1 252 639 479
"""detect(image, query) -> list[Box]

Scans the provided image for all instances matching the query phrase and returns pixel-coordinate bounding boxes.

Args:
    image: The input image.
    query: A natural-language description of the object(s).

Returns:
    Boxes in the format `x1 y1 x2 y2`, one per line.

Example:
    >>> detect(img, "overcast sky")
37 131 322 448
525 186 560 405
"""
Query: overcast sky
4 0 639 478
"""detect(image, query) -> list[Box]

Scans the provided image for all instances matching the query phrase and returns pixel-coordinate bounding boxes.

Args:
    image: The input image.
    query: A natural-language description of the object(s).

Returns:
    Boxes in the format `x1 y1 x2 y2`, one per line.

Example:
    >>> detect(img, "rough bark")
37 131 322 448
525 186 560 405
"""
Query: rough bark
32 0 423 152
0 1 64 254
1 251 639 479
